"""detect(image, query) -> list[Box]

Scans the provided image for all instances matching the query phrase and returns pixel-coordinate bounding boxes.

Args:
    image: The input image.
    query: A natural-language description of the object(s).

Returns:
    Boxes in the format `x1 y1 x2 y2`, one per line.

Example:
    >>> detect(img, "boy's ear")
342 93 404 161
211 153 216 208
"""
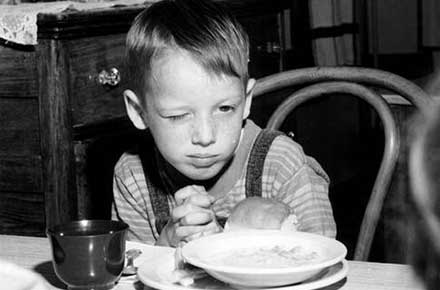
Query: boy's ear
123 89 148 130
243 78 256 120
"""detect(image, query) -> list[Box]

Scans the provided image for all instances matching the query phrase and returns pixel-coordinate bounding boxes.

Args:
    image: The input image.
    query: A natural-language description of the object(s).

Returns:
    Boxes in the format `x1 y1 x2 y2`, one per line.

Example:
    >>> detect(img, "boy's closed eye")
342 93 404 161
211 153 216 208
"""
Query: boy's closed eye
164 104 236 121
167 113 189 121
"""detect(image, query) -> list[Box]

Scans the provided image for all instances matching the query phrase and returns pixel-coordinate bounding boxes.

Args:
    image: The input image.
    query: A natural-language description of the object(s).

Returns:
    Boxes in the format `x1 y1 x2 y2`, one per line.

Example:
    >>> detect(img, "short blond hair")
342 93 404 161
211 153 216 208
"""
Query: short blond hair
125 0 249 106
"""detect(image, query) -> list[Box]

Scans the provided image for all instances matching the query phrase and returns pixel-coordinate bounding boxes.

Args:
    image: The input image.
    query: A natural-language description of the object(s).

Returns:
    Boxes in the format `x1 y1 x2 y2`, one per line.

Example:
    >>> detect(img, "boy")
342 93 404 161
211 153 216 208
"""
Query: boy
112 0 336 247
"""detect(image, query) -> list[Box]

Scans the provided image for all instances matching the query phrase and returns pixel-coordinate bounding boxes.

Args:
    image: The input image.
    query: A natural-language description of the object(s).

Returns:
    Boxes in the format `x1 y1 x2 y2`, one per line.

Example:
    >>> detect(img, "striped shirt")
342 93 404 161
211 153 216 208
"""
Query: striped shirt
112 120 336 244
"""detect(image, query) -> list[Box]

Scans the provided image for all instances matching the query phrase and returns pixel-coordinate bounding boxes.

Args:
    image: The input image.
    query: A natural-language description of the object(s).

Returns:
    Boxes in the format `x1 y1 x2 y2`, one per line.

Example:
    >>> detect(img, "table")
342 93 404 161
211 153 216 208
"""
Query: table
0 235 425 290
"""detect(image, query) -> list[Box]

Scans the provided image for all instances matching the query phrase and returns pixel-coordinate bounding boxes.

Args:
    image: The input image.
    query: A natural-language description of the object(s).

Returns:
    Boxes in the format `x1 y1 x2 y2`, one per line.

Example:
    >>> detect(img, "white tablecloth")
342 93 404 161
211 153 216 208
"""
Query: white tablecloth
0 0 153 45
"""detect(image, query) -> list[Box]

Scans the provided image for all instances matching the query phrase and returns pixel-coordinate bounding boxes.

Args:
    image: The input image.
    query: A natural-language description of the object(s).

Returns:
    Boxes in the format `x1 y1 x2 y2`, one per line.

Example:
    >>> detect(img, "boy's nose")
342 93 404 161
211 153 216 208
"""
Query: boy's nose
191 117 216 146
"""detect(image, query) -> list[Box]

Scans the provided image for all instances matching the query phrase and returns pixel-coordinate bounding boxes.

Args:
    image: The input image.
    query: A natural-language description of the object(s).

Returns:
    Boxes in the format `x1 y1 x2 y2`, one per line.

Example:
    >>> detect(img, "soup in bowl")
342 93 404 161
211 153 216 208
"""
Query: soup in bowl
181 230 346 288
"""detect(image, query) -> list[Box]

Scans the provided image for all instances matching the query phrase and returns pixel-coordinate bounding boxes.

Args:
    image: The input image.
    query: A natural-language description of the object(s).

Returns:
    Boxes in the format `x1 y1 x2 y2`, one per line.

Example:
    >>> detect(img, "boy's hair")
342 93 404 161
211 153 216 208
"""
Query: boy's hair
125 0 250 104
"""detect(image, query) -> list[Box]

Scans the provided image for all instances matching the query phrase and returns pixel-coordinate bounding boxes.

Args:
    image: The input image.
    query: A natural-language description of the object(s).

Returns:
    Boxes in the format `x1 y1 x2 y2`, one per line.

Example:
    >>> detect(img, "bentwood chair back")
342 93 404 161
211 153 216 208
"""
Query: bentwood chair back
253 67 432 261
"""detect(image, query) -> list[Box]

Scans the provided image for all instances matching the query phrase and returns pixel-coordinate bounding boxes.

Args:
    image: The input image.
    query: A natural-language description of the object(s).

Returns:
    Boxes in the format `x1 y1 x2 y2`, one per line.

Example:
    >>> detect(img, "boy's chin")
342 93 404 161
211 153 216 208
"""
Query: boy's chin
181 163 225 181
183 168 221 181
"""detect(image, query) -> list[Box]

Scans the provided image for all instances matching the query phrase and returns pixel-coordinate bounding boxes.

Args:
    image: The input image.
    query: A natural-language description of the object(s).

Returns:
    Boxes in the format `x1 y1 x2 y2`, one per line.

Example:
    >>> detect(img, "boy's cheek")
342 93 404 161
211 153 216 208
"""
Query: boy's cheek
151 125 187 143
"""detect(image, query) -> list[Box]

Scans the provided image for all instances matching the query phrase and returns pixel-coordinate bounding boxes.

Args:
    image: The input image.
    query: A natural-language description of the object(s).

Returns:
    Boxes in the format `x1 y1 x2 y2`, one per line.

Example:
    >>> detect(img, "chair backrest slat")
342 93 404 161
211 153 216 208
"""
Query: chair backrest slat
254 67 431 111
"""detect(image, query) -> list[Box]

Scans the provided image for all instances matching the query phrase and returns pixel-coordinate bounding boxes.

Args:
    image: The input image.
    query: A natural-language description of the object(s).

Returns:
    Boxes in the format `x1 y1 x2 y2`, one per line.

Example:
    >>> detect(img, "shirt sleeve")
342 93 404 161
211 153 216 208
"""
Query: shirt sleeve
112 153 159 244
262 135 337 238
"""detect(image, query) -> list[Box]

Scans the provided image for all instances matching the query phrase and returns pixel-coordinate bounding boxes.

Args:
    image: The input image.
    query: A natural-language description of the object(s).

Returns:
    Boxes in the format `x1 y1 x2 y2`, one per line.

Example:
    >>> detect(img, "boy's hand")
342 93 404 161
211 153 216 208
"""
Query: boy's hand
160 185 221 247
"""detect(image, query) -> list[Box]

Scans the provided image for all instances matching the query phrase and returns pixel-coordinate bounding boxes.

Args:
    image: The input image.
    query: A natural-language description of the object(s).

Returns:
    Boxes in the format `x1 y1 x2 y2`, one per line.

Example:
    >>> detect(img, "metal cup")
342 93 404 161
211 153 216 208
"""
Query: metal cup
47 219 129 290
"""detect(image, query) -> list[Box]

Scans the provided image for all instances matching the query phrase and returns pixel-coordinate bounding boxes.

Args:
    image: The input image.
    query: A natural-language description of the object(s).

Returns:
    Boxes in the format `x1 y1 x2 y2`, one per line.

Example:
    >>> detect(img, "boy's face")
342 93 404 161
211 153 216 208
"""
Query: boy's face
125 50 254 181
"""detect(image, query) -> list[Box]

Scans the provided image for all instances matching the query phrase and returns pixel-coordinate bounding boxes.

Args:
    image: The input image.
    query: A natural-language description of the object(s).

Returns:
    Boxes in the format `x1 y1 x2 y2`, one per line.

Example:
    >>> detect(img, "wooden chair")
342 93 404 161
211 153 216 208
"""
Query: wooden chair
252 67 432 261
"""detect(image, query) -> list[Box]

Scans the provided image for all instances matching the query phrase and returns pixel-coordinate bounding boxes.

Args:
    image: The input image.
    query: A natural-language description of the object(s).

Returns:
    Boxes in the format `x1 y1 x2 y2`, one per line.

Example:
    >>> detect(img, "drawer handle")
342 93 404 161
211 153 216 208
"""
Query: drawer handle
98 68 121 86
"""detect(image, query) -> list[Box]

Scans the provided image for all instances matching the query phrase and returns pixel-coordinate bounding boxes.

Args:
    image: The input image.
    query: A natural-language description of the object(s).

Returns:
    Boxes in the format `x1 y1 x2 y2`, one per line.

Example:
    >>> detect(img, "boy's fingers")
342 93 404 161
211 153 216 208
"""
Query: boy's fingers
175 187 196 206
191 185 206 194
179 211 213 226
185 194 214 208
175 185 207 205
175 225 204 240
172 204 211 222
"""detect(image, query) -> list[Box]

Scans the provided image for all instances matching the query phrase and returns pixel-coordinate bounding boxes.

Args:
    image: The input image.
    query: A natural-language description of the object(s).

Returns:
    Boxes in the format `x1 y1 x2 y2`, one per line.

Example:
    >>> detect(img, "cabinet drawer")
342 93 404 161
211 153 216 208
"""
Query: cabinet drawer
0 45 38 98
69 33 128 126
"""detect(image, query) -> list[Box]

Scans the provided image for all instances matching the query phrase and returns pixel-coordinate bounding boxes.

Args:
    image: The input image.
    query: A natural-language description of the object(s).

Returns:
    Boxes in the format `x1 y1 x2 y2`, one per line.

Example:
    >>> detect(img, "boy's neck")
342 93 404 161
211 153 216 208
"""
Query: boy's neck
156 151 228 193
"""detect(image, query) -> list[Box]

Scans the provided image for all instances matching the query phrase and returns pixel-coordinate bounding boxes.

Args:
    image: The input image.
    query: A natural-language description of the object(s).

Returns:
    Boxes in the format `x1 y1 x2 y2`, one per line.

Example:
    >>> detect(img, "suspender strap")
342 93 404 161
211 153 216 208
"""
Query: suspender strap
245 129 283 197
138 133 171 234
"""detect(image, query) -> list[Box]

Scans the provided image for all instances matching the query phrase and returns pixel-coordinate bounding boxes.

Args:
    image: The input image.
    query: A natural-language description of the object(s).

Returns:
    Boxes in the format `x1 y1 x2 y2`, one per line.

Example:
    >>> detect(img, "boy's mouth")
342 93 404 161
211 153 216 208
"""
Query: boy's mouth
188 154 219 168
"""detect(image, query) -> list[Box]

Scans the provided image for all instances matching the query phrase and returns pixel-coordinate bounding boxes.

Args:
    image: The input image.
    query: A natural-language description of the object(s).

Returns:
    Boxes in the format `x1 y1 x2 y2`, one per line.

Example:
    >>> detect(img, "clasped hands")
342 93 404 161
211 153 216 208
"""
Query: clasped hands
158 186 297 247
159 185 221 247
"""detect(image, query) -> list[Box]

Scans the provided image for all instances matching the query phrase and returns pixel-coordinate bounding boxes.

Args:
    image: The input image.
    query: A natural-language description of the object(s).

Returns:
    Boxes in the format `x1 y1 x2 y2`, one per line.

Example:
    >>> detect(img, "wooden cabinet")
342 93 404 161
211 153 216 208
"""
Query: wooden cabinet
0 41 45 235
0 0 287 235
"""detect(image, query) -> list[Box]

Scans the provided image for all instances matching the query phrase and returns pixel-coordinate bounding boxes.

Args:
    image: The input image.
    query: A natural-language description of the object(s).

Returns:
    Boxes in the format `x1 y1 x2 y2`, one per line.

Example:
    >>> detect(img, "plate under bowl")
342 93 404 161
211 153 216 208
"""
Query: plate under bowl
182 230 347 288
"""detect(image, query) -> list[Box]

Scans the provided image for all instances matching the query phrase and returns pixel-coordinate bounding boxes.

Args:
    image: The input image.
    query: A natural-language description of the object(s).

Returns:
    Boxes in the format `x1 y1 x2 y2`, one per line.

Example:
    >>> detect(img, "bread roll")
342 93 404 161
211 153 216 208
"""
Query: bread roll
224 197 298 232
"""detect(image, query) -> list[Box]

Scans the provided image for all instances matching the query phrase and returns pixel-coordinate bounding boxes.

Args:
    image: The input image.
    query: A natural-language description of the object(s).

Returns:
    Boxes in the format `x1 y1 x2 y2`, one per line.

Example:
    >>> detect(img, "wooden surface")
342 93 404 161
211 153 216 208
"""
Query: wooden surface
0 234 425 290
37 39 78 227
36 0 286 39
69 33 127 126
0 42 44 236
0 44 37 98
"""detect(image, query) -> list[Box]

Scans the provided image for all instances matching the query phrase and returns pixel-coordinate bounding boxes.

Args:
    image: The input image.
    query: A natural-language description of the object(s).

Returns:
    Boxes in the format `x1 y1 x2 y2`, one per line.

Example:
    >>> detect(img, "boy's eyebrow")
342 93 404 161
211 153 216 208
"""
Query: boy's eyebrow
211 92 247 106
219 93 245 103
155 92 244 110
